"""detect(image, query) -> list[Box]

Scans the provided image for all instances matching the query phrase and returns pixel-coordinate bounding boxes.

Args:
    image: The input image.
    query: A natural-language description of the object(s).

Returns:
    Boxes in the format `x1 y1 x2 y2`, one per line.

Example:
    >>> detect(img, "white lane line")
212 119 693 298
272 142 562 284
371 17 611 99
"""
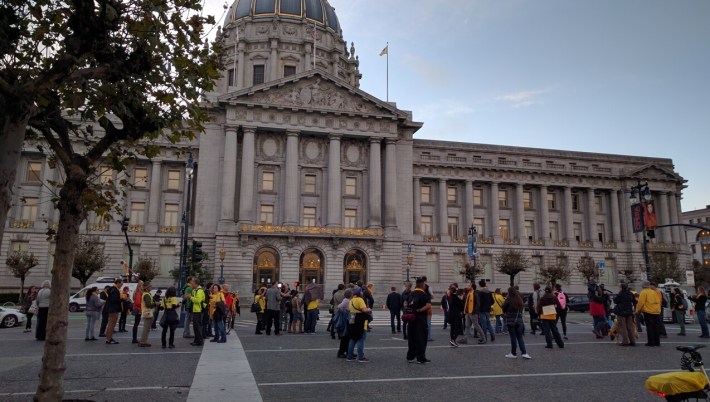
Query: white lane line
1 351 202 359
258 369 674 387
0 386 190 397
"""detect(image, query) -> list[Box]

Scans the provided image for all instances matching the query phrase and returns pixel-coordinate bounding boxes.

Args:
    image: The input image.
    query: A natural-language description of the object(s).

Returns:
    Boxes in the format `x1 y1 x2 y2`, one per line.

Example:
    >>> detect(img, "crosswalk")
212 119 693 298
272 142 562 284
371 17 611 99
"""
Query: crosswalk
231 311 449 328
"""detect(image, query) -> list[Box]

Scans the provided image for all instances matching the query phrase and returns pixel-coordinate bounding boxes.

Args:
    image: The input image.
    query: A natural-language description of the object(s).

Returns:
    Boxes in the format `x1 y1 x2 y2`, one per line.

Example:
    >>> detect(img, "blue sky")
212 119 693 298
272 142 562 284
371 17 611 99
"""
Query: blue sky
206 0 710 212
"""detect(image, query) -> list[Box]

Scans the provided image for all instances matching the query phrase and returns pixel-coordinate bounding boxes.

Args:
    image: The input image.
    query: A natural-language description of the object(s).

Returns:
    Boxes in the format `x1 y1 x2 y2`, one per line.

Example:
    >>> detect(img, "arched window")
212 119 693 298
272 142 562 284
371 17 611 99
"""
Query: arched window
253 247 280 290
343 249 367 285
300 248 325 285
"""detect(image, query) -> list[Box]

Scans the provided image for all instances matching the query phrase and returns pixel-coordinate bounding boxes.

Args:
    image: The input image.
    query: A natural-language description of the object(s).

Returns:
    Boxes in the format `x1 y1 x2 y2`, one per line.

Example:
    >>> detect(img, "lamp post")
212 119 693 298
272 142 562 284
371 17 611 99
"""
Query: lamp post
629 179 652 280
219 246 226 285
178 153 195 298
468 224 478 283
405 244 413 282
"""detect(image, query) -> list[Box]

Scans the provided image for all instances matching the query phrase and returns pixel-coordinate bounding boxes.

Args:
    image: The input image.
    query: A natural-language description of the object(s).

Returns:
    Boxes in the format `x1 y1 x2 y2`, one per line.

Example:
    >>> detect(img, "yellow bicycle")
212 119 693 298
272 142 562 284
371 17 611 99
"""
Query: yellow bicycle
646 345 710 402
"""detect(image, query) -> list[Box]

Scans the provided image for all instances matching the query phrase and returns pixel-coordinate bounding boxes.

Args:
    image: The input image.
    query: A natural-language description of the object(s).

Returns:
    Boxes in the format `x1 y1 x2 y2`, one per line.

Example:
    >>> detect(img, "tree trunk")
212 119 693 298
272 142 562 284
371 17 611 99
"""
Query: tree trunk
0 115 31 245
34 175 87 402
509 275 515 287
19 277 25 305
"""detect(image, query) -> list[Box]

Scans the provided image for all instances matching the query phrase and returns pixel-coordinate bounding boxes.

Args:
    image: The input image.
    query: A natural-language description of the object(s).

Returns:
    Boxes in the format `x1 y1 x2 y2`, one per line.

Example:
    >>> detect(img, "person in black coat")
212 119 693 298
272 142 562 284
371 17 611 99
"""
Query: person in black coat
448 288 464 347
386 287 403 334
613 283 637 346
99 286 111 337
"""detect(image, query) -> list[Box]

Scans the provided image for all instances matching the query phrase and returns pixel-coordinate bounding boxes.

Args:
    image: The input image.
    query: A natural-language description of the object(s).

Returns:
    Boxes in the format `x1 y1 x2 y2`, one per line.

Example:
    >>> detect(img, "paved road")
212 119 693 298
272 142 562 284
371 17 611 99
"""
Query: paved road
0 311 707 401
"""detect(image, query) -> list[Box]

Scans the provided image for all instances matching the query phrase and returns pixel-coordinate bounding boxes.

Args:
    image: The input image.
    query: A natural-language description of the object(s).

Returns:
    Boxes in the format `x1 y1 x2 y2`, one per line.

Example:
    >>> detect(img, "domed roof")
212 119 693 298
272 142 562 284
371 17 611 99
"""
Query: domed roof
226 0 340 32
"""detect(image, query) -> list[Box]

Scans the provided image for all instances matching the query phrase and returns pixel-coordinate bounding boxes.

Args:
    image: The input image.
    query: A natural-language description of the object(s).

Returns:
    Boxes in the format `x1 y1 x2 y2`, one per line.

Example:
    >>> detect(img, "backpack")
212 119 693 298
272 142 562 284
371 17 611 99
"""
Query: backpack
557 291 567 309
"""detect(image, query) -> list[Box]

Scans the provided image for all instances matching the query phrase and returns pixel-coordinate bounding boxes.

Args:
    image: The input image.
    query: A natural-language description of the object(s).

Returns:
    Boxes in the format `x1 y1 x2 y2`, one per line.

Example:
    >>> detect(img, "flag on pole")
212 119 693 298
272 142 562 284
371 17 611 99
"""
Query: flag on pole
379 45 388 56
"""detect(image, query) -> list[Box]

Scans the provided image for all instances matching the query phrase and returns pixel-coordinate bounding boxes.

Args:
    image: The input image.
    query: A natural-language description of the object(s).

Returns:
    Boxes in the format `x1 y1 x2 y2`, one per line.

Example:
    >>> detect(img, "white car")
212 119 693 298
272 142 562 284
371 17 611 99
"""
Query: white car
0 306 28 328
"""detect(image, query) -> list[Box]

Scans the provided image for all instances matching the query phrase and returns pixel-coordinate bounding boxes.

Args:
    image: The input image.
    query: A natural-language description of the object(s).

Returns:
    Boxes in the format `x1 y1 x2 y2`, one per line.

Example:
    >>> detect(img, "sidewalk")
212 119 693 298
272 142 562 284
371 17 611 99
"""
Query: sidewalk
187 331 262 402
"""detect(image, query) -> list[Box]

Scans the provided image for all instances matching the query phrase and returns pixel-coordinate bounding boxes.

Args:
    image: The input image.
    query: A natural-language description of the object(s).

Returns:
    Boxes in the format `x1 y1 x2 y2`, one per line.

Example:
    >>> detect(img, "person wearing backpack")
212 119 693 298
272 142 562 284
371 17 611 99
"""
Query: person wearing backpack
613 283 636 346
672 288 687 336
554 284 569 340
492 288 507 335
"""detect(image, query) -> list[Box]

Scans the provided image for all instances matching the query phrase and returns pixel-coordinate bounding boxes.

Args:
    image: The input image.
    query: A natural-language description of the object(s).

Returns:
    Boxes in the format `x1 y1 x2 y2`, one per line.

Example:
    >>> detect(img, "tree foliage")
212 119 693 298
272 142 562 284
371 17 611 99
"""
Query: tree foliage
495 249 529 287
538 257 570 286
650 253 682 285
576 256 599 284
6 250 39 303
0 1 221 399
134 255 160 282
460 259 484 283
170 245 212 286
617 264 637 285
72 236 109 287
692 259 710 290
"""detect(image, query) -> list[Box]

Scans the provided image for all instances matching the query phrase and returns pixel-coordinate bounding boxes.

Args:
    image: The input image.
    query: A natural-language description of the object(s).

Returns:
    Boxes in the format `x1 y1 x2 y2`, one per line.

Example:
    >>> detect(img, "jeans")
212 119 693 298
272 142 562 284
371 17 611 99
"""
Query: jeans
152 309 159 329
479 312 495 339
213 318 226 342
675 310 686 334
306 309 318 333
140 317 153 344
162 323 177 346
25 312 34 330
132 314 142 342
280 309 289 332
183 310 193 337
556 309 568 336
699 310 709 337
85 311 99 339
495 314 508 333
192 311 204 345
427 316 432 341
390 311 401 333
541 319 564 348
347 331 367 360
592 315 607 335
465 313 484 340
508 318 527 355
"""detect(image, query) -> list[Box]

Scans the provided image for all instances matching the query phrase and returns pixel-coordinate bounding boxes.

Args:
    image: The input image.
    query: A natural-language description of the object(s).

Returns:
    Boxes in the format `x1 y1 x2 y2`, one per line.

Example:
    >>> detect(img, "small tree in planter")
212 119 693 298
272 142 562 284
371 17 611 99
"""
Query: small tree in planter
617 264 637 286
576 256 599 285
134 255 160 283
496 249 529 287
72 236 109 288
6 250 39 304
538 258 571 287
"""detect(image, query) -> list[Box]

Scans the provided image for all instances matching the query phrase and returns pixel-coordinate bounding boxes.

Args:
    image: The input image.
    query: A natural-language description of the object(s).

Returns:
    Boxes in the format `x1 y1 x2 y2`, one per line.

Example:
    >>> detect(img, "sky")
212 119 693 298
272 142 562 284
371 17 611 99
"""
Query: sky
203 0 710 212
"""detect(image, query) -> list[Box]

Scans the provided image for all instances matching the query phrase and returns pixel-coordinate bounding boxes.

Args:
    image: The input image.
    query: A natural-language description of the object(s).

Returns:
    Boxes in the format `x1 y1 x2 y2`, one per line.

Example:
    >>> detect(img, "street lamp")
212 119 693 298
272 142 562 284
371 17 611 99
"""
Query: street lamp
219 246 226 285
178 153 195 302
405 244 413 282
629 179 653 280
468 224 478 283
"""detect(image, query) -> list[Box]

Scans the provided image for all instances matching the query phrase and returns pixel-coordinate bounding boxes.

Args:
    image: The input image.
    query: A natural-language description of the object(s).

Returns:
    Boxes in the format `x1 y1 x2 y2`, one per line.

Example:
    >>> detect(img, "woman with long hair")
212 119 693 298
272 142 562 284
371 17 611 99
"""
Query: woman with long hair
22 286 38 333
85 287 104 341
503 287 530 359
209 284 227 343
695 287 708 338
161 287 181 348
254 287 266 335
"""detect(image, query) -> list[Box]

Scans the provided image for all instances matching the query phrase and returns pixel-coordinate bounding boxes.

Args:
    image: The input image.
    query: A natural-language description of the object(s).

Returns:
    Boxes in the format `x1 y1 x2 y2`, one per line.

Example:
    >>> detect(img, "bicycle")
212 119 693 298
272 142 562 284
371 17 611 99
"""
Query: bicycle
646 345 710 402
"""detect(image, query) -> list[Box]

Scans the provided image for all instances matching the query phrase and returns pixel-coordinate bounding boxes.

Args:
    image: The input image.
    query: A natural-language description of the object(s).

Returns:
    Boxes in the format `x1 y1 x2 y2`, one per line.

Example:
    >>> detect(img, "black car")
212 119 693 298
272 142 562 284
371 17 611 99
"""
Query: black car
567 295 590 312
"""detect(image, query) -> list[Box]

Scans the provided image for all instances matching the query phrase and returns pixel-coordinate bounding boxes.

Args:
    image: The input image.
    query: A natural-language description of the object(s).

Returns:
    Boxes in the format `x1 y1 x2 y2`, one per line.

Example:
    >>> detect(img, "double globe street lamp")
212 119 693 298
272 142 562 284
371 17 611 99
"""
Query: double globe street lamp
629 180 653 280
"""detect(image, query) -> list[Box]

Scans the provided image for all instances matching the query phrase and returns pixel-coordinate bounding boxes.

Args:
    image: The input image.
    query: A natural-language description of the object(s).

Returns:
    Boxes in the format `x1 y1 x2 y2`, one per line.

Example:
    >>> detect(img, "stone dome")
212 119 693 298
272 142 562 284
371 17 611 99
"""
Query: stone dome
226 0 340 33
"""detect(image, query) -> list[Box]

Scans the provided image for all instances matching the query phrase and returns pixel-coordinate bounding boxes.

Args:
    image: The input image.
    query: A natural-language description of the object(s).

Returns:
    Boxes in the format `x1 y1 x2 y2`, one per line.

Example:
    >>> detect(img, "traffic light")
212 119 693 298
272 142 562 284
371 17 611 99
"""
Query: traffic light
192 240 203 263
647 229 656 239
120 217 129 232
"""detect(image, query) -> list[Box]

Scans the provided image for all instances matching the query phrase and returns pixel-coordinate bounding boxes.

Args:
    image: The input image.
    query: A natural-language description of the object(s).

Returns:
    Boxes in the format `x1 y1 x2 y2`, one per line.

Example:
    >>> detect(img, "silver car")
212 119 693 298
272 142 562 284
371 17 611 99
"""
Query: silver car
0 306 28 328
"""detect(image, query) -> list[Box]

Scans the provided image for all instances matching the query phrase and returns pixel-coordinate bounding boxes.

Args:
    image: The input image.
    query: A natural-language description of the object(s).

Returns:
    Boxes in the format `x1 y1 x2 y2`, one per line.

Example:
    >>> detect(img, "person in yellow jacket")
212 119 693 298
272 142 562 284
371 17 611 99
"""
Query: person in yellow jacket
462 283 485 344
209 284 227 343
635 280 662 347
184 278 206 346
254 287 266 335
492 288 507 335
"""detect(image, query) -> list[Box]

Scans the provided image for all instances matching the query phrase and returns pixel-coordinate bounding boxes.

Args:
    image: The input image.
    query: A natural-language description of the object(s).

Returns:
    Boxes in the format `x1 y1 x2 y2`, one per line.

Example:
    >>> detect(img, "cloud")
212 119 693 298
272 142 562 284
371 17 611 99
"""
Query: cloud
495 89 549 108
415 99 476 122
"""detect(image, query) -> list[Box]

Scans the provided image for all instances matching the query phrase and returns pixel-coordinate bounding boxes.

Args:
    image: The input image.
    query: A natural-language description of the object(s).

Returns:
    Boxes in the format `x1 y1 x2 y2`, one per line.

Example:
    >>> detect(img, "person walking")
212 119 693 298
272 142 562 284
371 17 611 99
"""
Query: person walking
85 287 104 341
131 281 144 344
209 284 227 343
185 277 207 346
693 287 709 338
386 286 403 334
264 282 283 336
253 287 266 335
406 277 432 364
336 289 353 358
161 287 181 348
613 283 636 346
503 287 531 359
22 286 38 333
672 288 687 336
290 289 303 334
105 278 123 345
492 288 507 335
182 276 194 338
589 284 607 339
554 284 569 340
448 287 464 347
538 286 564 349
35 280 51 341
636 280 662 347
347 287 372 362
441 290 450 330
463 282 485 344
138 282 156 347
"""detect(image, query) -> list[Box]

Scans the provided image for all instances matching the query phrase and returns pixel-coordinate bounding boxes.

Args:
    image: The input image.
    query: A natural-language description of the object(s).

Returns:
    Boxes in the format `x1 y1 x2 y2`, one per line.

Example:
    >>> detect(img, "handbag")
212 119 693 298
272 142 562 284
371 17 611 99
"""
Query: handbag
402 306 416 323
250 301 261 313
160 310 168 327
29 301 38 315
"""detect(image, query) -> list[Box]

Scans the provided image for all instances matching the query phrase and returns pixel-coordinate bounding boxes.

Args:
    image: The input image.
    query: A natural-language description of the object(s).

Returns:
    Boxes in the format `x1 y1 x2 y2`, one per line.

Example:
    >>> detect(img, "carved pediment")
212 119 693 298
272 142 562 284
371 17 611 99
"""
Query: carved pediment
628 164 681 182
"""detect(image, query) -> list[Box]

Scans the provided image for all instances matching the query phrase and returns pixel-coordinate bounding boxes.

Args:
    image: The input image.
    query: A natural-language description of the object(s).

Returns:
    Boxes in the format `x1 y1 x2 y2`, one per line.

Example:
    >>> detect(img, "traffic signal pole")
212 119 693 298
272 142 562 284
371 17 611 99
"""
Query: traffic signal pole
121 217 133 283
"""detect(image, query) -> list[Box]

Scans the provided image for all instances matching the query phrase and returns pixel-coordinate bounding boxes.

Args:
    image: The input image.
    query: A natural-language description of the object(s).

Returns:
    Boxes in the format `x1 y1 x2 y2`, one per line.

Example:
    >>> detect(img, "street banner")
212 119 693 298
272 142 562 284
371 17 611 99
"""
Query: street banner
686 270 696 287
631 203 644 233
643 200 658 229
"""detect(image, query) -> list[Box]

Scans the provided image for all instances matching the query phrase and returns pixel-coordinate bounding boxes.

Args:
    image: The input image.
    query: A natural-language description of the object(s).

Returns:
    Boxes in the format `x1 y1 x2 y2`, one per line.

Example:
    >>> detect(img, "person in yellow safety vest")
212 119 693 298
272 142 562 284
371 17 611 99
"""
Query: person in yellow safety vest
463 282 484 344
139 282 155 347
184 277 207 346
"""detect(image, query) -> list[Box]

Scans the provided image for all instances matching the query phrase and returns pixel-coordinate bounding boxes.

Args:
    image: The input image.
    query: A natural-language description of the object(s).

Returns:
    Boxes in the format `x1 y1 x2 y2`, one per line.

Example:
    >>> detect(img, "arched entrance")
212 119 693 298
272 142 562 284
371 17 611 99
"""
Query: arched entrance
253 247 280 289
343 249 367 285
300 248 325 285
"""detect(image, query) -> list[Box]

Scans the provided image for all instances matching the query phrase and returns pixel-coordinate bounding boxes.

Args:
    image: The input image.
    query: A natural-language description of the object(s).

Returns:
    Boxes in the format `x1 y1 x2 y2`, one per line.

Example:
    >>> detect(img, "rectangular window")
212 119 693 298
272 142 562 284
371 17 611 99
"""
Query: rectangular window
421 185 431 204
573 222 582 241
447 217 459 238
481 254 494 281
262 171 275 192
302 207 317 227
601 258 617 285
525 220 535 240
283 65 296 77
498 190 508 208
99 166 113 186
555 256 568 284
159 245 175 276
21 197 38 222
304 174 317 194
253 65 265 85
425 252 439 283
228 68 235 86
421 215 433 236
11 241 30 252
447 187 457 204
597 223 605 242
474 217 485 238
130 202 145 225
344 208 357 228
473 188 483 206
549 220 559 240
547 192 557 210
523 191 533 209
499 219 510 240
133 167 148 188
572 194 580 211
345 177 357 196
164 203 179 227
167 170 180 190
595 195 604 213
260 205 274 225
531 256 543 282
27 161 42 183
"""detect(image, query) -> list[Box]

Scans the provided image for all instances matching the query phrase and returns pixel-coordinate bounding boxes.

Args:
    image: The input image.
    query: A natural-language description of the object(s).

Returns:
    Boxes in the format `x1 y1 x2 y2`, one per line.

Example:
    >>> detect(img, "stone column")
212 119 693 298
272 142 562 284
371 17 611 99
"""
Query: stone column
669 192 681 243
327 134 341 227
236 43 245 89
38 158 54 221
540 185 550 242
384 139 398 228
270 39 279 81
658 192 671 242
413 177 421 235
516 183 526 243
563 186 574 242
465 180 474 229
284 130 300 226
305 44 312 72
675 194 685 244
610 189 622 242
490 182 501 243
238 127 256 224
220 127 238 223
368 138 382 228
438 179 448 237
587 188 596 241
147 160 162 229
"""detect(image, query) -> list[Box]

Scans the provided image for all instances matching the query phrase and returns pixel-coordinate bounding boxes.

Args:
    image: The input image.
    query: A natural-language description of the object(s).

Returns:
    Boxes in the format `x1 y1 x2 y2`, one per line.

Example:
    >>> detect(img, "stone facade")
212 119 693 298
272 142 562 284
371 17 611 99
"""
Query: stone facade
682 205 710 267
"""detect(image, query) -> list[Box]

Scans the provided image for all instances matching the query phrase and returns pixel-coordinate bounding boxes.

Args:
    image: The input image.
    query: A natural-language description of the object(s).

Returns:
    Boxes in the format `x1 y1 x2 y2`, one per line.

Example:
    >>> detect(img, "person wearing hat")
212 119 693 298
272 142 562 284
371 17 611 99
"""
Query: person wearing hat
537 286 564 349
635 280 662 346
406 277 432 364
346 286 372 362
139 282 156 347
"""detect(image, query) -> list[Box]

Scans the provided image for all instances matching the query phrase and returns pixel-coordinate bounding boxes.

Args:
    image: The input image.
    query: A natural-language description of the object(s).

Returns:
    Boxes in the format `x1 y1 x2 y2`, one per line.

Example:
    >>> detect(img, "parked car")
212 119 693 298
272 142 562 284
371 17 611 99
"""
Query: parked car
567 295 590 312
0 306 27 328
68 283 164 312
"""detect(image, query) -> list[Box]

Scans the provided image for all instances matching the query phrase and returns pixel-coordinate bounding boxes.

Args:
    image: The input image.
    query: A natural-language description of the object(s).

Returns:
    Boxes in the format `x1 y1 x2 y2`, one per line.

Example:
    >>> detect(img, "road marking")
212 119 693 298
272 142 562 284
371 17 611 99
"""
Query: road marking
0 386 190 397
258 368 674 386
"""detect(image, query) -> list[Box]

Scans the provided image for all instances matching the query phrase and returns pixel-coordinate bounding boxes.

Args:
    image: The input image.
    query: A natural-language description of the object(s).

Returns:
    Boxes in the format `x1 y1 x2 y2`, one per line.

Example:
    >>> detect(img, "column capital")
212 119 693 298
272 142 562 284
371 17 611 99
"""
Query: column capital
225 125 238 134
242 125 257 134
384 138 398 145
369 137 382 144
438 178 447 184
328 133 342 141
286 129 300 137
152 160 161 166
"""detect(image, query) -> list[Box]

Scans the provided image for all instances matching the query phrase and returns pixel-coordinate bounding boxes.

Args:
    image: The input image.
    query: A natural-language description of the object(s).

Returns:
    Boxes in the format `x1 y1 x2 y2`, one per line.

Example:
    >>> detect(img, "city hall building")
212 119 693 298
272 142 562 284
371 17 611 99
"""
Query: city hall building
0 0 691 297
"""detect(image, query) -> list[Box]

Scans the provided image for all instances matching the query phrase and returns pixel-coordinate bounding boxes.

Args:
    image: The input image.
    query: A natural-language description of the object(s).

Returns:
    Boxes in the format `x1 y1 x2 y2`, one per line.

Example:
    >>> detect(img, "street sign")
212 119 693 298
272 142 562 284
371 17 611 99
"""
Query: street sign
631 203 644 233
686 270 696 287
598 260 606 270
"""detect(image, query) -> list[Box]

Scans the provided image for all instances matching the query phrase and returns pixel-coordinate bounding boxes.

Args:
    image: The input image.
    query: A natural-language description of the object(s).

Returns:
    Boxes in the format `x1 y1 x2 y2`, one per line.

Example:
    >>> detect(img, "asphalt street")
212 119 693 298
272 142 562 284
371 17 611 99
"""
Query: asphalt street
0 311 707 401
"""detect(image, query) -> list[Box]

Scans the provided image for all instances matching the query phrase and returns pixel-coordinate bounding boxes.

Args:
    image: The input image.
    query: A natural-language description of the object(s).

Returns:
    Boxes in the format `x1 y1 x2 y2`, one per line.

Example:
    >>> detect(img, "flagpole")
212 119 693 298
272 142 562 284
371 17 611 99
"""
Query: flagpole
386 41 389 102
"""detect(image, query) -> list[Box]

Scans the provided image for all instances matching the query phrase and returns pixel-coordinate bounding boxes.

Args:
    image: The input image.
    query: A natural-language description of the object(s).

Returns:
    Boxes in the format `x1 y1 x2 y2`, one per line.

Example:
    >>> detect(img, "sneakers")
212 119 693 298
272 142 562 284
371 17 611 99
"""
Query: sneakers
346 358 356 362
522 354 532 359
358 358 370 363
417 359 431 364
449 339 458 347
505 353 517 359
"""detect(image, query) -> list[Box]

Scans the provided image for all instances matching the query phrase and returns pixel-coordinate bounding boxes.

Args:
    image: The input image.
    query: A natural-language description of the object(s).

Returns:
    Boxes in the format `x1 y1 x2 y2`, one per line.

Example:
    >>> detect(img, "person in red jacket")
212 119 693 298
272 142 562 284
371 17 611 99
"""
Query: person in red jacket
589 284 607 339
132 281 144 344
